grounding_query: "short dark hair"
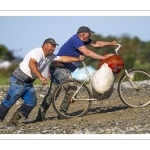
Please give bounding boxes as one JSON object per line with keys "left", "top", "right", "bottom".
{"left": 43, "top": 38, "right": 59, "bottom": 46}
{"left": 77, "top": 26, "right": 95, "bottom": 34}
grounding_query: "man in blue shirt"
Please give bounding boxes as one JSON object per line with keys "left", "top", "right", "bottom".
{"left": 36, "top": 26, "right": 118, "bottom": 121}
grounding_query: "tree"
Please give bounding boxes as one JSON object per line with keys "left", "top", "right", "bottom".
{"left": 0, "top": 45, "right": 15, "bottom": 61}
{"left": 79, "top": 34, "right": 150, "bottom": 71}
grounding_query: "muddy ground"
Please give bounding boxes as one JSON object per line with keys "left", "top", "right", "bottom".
{"left": 0, "top": 85, "right": 150, "bottom": 134}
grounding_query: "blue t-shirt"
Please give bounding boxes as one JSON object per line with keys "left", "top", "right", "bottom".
{"left": 57, "top": 34, "right": 92, "bottom": 72}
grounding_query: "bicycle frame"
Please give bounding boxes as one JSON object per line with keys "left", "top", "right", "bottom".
{"left": 71, "top": 44, "right": 139, "bottom": 102}
{"left": 71, "top": 60, "right": 97, "bottom": 101}
{"left": 115, "top": 44, "right": 140, "bottom": 91}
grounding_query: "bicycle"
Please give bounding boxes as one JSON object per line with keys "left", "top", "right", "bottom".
{"left": 52, "top": 44, "right": 150, "bottom": 119}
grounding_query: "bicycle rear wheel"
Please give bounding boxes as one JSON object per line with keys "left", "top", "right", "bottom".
{"left": 118, "top": 69, "right": 150, "bottom": 107}
{"left": 52, "top": 80, "right": 92, "bottom": 118}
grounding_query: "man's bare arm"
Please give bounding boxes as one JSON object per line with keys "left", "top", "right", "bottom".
{"left": 53, "top": 55, "right": 85, "bottom": 62}
{"left": 89, "top": 40, "right": 118, "bottom": 47}
{"left": 28, "top": 58, "right": 48, "bottom": 85}
{"left": 78, "top": 46, "right": 108, "bottom": 60}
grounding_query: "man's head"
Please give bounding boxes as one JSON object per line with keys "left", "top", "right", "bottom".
{"left": 42, "top": 38, "right": 59, "bottom": 56}
{"left": 77, "top": 26, "right": 95, "bottom": 42}
{"left": 43, "top": 38, "right": 59, "bottom": 46}
{"left": 77, "top": 26, "right": 95, "bottom": 34}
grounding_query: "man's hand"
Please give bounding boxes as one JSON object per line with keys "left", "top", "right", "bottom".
{"left": 110, "top": 41, "right": 118, "bottom": 45}
{"left": 39, "top": 76, "right": 48, "bottom": 85}
{"left": 103, "top": 54, "right": 115, "bottom": 59}
{"left": 78, "top": 55, "right": 85, "bottom": 61}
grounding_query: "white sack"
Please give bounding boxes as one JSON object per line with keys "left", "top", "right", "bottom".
{"left": 89, "top": 63, "right": 117, "bottom": 100}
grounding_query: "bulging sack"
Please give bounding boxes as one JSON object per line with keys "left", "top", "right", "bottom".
{"left": 98, "top": 54, "right": 124, "bottom": 74}
{"left": 89, "top": 63, "right": 118, "bottom": 100}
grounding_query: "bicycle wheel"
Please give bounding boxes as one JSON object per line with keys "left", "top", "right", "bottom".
{"left": 52, "top": 80, "right": 92, "bottom": 118}
{"left": 118, "top": 69, "right": 150, "bottom": 107}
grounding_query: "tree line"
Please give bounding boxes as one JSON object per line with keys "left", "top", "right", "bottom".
{"left": 82, "top": 34, "right": 150, "bottom": 71}
{"left": 0, "top": 34, "right": 150, "bottom": 72}
{"left": 0, "top": 45, "right": 15, "bottom": 61}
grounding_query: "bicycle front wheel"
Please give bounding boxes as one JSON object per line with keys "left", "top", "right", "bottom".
{"left": 118, "top": 69, "right": 150, "bottom": 107}
{"left": 52, "top": 80, "right": 92, "bottom": 118}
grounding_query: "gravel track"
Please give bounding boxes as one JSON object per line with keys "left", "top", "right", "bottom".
{"left": 0, "top": 85, "right": 150, "bottom": 134}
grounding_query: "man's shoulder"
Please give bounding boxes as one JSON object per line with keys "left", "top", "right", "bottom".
{"left": 66, "top": 34, "right": 82, "bottom": 46}
{"left": 25, "top": 48, "right": 43, "bottom": 59}
{"left": 71, "top": 34, "right": 79, "bottom": 40}
{"left": 47, "top": 53, "right": 56, "bottom": 60}
{"left": 67, "top": 34, "right": 79, "bottom": 41}
{"left": 30, "top": 47, "right": 42, "bottom": 52}
{"left": 28, "top": 47, "right": 42, "bottom": 55}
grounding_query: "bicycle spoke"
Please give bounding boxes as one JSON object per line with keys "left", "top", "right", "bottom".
{"left": 118, "top": 69, "right": 150, "bottom": 107}
{"left": 53, "top": 80, "right": 92, "bottom": 118}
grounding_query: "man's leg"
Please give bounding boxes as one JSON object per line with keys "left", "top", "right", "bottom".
{"left": 59, "top": 96, "right": 70, "bottom": 114}
{"left": 9, "top": 103, "right": 33, "bottom": 126}
{"left": 9, "top": 83, "right": 36, "bottom": 126}
{"left": 0, "top": 103, "right": 10, "bottom": 122}
{"left": 36, "top": 82, "right": 58, "bottom": 121}
{"left": 59, "top": 85, "right": 75, "bottom": 114}
{"left": 52, "top": 68, "right": 73, "bottom": 116}
{"left": 36, "top": 67, "right": 73, "bottom": 121}
{"left": 0, "top": 76, "right": 24, "bottom": 122}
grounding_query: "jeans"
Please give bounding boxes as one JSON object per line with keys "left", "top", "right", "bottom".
{"left": 3, "top": 76, "right": 37, "bottom": 108}
{"left": 36, "top": 67, "right": 73, "bottom": 120}
{"left": 51, "top": 67, "right": 73, "bottom": 84}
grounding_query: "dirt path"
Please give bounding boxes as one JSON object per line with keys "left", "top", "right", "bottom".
{"left": 0, "top": 85, "right": 150, "bottom": 134}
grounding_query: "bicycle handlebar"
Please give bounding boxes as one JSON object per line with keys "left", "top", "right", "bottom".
{"left": 82, "top": 43, "right": 122, "bottom": 78}
{"left": 114, "top": 43, "right": 122, "bottom": 55}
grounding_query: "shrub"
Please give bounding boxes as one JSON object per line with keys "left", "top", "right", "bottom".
{"left": 0, "top": 64, "right": 19, "bottom": 78}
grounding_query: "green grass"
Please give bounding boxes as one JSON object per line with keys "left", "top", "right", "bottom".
{"left": 0, "top": 77, "right": 10, "bottom": 85}
{"left": 33, "top": 79, "right": 51, "bottom": 85}
{"left": 0, "top": 77, "right": 50, "bottom": 85}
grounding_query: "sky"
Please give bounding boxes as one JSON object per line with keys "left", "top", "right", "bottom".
{"left": 1, "top": 16, "right": 150, "bottom": 58}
